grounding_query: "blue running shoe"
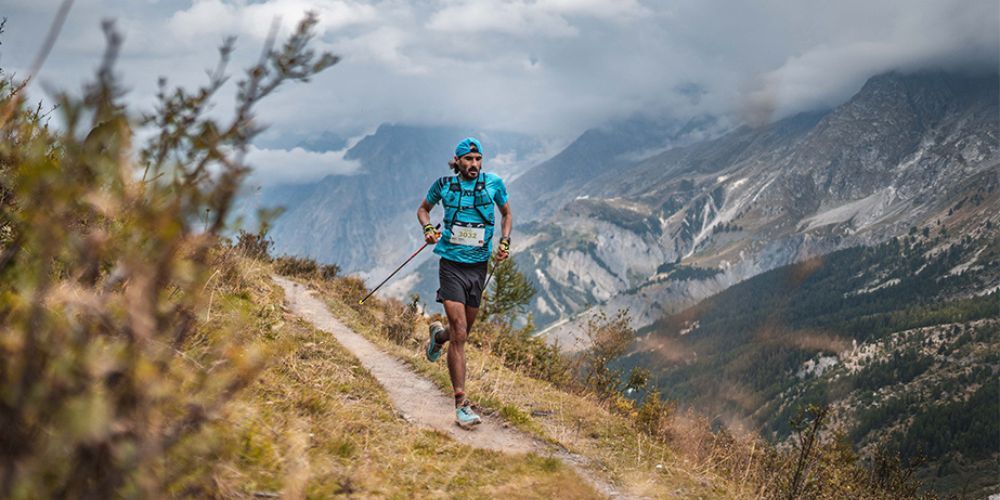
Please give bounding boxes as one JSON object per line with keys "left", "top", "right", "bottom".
{"left": 425, "top": 321, "right": 445, "bottom": 362}
{"left": 456, "top": 404, "right": 482, "bottom": 428}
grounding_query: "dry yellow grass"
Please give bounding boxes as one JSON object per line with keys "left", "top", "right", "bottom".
{"left": 174, "top": 259, "right": 601, "bottom": 498}
{"left": 309, "top": 276, "right": 736, "bottom": 499}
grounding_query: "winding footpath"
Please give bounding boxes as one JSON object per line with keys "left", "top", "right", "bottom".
{"left": 274, "top": 276, "right": 629, "bottom": 498}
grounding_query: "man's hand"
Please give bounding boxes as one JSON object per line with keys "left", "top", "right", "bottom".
{"left": 495, "top": 236, "right": 510, "bottom": 262}
{"left": 423, "top": 223, "right": 440, "bottom": 244}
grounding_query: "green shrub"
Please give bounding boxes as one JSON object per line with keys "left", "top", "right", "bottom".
{"left": 274, "top": 255, "right": 318, "bottom": 277}
{"left": 499, "top": 404, "right": 531, "bottom": 425}
{"left": 320, "top": 262, "right": 340, "bottom": 280}
{"left": 234, "top": 229, "right": 274, "bottom": 261}
{"left": 274, "top": 255, "right": 340, "bottom": 281}
{"left": 579, "top": 309, "right": 635, "bottom": 399}
{"left": 635, "top": 389, "right": 673, "bottom": 436}
{"left": 476, "top": 320, "right": 574, "bottom": 387}
{"left": 481, "top": 258, "right": 536, "bottom": 325}
{"left": 335, "top": 275, "right": 370, "bottom": 314}
{"left": 757, "top": 404, "right": 926, "bottom": 499}
{"left": 211, "top": 244, "right": 251, "bottom": 294}
{"left": 379, "top": 298, "right": 419, "bottom": 346}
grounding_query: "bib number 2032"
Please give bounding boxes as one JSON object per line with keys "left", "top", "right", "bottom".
{"left": 450, "top": 222, "right": 486, "bottom": 247}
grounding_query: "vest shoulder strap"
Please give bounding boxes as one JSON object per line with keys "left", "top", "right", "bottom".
{"left": 441, "top": 174, "right": 494, "bottom": 225}
{"left": 435, "top": 176, "right": 453, "bottom": 192}
{"left": 445, "top": 175, "right": 486, "bottom": 190}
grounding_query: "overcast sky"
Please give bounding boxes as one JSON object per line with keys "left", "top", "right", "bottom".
{"left": 2, "top": 0, "right": 997, "bottom": 183}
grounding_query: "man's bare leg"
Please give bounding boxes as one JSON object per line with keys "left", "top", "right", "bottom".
{"left": 432, "top": 304, "right": 479, "bottom": 343}
{"left": 465, "top": 305, "right": 479, "bottom": 340}
{"left": 442, "top": 300, "right": 479, "bottom": 407}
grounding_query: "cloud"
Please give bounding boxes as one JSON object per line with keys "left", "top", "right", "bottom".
{"left": 741, "top": 0, "right": 999, "bottom": 123}
{"left": 167, "top": 0, "right": 378, "bottom": 43}
{"left": 2, "top": 0, "right": 996, "bottom": 144}
{"left": 245, "top": 145, "right": 361, "bottom": 185}
{"left": 426, "top": 0, "right": 647, "bottom": 37}
{"left": 337, "top": 26, "right": 428, "bottom": 74}
{"left": 426, "top": 1, "right": 577, "bottom": 37}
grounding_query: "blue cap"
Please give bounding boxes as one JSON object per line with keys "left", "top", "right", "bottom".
{"left": 455, "top": 137, "right": 484, "bottom": 158}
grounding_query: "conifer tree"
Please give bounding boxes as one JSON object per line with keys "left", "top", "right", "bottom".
{"left": 482, "top": 258, "right": 536, "bottom": 325}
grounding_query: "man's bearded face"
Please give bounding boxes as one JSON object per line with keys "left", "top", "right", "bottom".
{"left": 457, "top": 153, "right": 482, "bottom": 179}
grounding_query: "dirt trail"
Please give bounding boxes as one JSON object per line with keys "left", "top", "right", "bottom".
{"left": 274, "top": 277, "right": 629, "bottom": 498}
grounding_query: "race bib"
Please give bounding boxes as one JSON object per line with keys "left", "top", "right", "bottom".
{"left": 449, "top": 221, "right": 486, "bottom": 247}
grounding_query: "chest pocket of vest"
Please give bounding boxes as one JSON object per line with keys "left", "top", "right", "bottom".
{"left": 442, "top": 177, "right": 495, "bottom": 230}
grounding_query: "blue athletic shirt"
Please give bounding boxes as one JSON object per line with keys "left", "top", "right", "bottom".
{"left": 425, "top": 172, "right": 508, "bottom": 264}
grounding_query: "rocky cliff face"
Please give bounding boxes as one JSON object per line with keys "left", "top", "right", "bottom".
{"left": 522, "top": 72, "right": 998, "bottom": 348}
{"left": 508, "top": 114, "right": 725, "bottom": 219}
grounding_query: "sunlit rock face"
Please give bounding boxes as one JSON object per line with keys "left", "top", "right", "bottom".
{"left": 519, "top": 72, "right": 998, "bottom": 346}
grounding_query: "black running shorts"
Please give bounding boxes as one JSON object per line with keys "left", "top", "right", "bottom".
{"left": 436, "top": 258, "right": 488, "bottom": 307}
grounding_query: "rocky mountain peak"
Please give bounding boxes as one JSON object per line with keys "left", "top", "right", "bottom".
{"left": 785, "top": 71, "right": 998, "bottom": 202}
{"left": 850, "top": 71, "right": 984, "bottom": 126}
{"left": 511, "top": 114, "right": 724, "bottom": 219}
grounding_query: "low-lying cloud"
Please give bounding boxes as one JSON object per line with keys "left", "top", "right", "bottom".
{"left": 425, "top": 0, "right": 646, "bottom": 37}
{"left": 245, "top": 145, "right": 361, "bottom": 185}
{"left": 741, "top": 1, "right": 999, "bottom": 124}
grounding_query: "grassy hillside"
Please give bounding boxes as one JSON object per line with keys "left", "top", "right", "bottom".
{"left": 173, "top": 258, "right": 603, "bottom": 498}
{"left": 260, "top": 258, "right": 935, "bottom": 498}
{"left": 285, "top": 270, "right": 725, "bottom": 498}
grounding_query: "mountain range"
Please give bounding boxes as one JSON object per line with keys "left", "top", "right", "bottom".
{"left": 247, "top": 72, "right": 997, "bottom": 342}
{"left": 513, "top": 71, "right": 999, "bottom": 346}
{"left": 243, "top": 69, "right": 999, "bottom": 495}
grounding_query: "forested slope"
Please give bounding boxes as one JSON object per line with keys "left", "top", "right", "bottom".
{"left": 624, "top": 226, "right": 999, "bottom": 496}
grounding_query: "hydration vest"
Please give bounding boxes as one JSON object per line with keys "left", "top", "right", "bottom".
{"left": 438, "top": 174, "right": 496, "bottom": 231}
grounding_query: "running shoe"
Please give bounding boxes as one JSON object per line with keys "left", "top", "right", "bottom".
{"left": 455, "top": 404, "right": 482, "bottom": 428}
{"left": 425, "top": 321, "right": 445, "bottom": 362}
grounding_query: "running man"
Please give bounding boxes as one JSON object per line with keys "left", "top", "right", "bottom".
{"left": 416, "top": 137, "right": 512, "bottom": 428}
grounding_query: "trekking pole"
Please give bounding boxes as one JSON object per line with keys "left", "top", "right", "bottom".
{"left": 358, "top": 223, "right": 440, "bottom": 305}
{"left": 483, "top": 238, "right": 510, "bottom": 295}
{"left": 483, "top": 257, "right": 496, "bottom": 295}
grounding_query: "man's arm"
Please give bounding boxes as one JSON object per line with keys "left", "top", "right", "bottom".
{"left": 495, "top": 202, "right": 512, "bottom": 262}
{"left": 417, "top": 200, "right": 439, "bottom": 244}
